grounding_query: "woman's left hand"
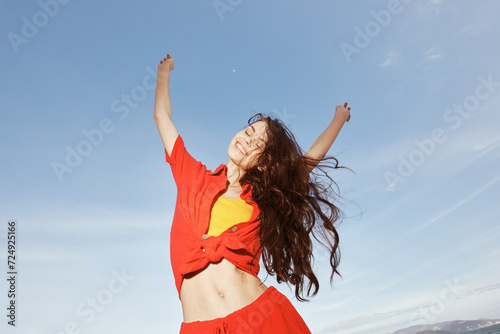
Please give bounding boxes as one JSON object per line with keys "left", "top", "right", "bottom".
{"left": 335, "top": 102, "right": 351, "bottom": 123}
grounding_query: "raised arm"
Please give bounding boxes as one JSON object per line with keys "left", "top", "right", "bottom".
{"left": 303, "top": 102, "right": 351, "bottom": 173}
{"left": 154, "top": 54, "right": 179, "bottom": 156}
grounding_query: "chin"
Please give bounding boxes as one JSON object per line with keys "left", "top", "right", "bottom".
{"left": 228, "top": 155, "right": 252, "bottom": 172}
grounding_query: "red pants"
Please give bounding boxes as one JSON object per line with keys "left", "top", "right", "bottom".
{"left": 179, "top": 286, "right": 311, "bottom": 333}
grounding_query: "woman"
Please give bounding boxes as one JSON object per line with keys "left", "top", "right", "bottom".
{"left": 154, "top": 54, "right": 351, "bottom": 333}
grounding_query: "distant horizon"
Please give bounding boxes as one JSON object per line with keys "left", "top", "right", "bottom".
{"left": 389, "top": 317, "right": 500, "bottom": 334}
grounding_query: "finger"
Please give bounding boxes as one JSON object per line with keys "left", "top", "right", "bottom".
{"left": 344, "top": 102, "right": 348, "bottom": 108}
{"left": 348, "top": 107, "right": 351, "bottom": 111}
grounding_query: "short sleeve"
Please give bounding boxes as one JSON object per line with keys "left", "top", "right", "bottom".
{"left": 164, "top": 135, "right": 181, "bottom": 165}
{"left": 164, "top": 135, "right": 202, "bottom": 186}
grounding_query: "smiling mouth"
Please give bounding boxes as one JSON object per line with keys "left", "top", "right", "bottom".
{"left": 236, "top": 142, "right": 247, "bottom": 155}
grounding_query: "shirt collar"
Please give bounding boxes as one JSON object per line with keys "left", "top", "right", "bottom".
{"left": 241, "top": 183, "right": 253, "bottom": 200}
{"left": 209, "top": 164, "right": 254, "bottom": 201}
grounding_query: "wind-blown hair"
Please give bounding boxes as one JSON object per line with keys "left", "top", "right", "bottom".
{"left": 241, "top": 113, "right": 352, "bottom": 302}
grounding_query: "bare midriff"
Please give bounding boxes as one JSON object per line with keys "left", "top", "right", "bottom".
{"left": 180, "top": 256, "right": 268, "bottom": 323}
{"left": 180, "top": 187, "right": 268, "bottom": 323}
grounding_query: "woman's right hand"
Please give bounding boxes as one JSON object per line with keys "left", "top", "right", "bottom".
{"left": 157, "top": 54, "right": 175, "bottom": 80}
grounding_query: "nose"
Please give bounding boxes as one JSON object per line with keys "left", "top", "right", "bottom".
{"left": 244, "top": 135, "right": 252, "bottom": 147}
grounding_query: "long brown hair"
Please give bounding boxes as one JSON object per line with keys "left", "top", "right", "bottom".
{"left": 241, "top": 113, "right": 353, "bottom": 302}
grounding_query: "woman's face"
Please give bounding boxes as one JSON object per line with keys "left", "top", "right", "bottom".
{"left": 228, "top": 120, "right": 268, "bottom": 171}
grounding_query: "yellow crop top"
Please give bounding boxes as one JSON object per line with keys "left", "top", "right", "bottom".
{"left": 207, "top": 195, "right": 254, "bottom": 236}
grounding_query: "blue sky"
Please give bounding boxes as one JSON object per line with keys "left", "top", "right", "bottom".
{"left": 1, "top": 0, "right": 499, "bottom": 333}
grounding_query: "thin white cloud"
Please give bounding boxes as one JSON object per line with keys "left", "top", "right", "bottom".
{"left": 417, "top": 53, "right": 442, "bottom": 66}
{"left": 16, "top": 198, "right": 173, "bottom": 234}
{"left": 417, "top": 0, "right": 444, "bottom": 19}
{"left": 410, "top": 175, "right": 500, "bottom": 234}
{"left": 415, "top": 46, "right": 442, "bottom": 67}
{"left": 457, "top": 23, "right": 486, "bottom": 37}
{"left": 380, "top": 58, "right": 393, "bottom": 67}
{"left": 424, "top": 47, "right": 436, "bottom": 55}
{"left": 21, "top": 249, "right": 90, "bottom": 261}
{"left": 393, "top": 224, "right": 500, "bottom": 285}
{"left": 380, "top": 50, "right": 400, "bottom": 67}
{"left": 382, "top": 93, "right": 500, "bottom": 192}
{"left": 415, "top": 94, "right": 500, "bottom": 181}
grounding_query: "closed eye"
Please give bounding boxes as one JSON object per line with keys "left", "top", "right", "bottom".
{"left": 246, "top": 127, "right": 265, "bottom": 149}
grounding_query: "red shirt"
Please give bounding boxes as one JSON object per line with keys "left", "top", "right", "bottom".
{"left": 165, "top": 135, "right": 262, "bottom": 300}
